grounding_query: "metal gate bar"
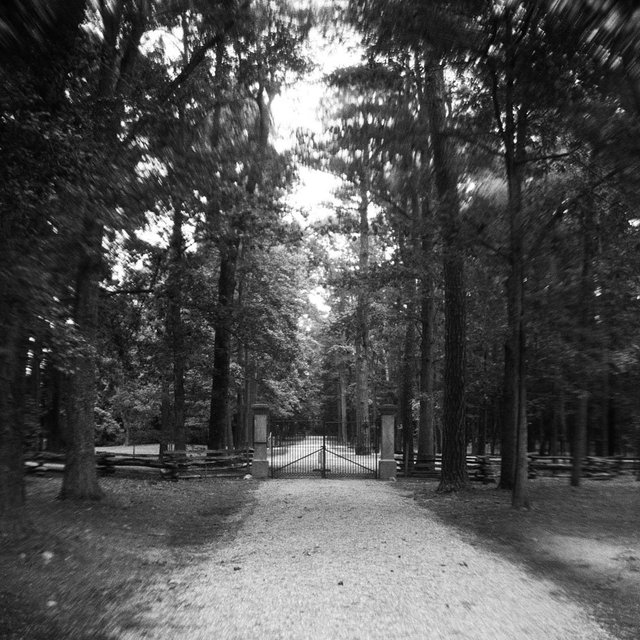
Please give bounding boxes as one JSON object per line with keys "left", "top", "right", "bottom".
{"left": 269, "top": 422, "right": 378, "bottom": 478}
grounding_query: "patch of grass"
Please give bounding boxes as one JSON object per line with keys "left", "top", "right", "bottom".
{"left": 0, "top": 475, "right": 256, "bottom": 640}
{"left": 411, "top": 477, "right": 640, "bottom": 640}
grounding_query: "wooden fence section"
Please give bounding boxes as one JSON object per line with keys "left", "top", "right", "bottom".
{"left": 396, "top": 453, "right": 640, "bottom": 481}
{"left": 395, "top": 454, "right": 498, "bottom": 483}
{"left": 24, "top": 449, "right": 254, "bottom": 480}
{"left": 159, "top": 449, "right": 253, "bottom": 480}
{"left": 527, "top": 455, "right": 640, "bottom": 479}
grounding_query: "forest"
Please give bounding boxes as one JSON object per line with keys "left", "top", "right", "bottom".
{"left": 2, "top": 0, "right": 640, "bottom": 533}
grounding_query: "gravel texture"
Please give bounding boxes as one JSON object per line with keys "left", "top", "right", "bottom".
{"left": 114, "top": 479, "right": 614, "bottom": 640}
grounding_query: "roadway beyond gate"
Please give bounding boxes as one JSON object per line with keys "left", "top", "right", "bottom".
{"left": 269, "top": 420, "right": 379, "bottom": 478}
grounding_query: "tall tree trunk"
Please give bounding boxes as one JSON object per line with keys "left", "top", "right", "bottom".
{"left": 499, "top": 127, "right": 527, "bottom": 495}
{"left": 208, "top": 78, "right": 270, "bottom": 450}
{"left": 60, "top": 1, "right": 147, "bottom": 499}
{"left": 504, "top": 181, "right": 528, "bottom": 505}
{"left": 399, "top": 303, "right": 416, "bottom": 474}
{"left": 508, "top": 208, "right": 529, "bottom": 506}
{"left": 44, "top": 363, "right": 66, "bottom": 452}
{"left": 512, "top": 313, "right": 529, "bottom": 507}
{"left": 417, "top": 284, "right": 435, "bottom": 467}
{"left": 159, "top": 373, "right": 173, "bottom": 456}
{"left": 572, "top": 390, "right": 589, "bottom": 486}
{"left": 0, "top": 307, "right": 28, "bottom": 536}
{"left": 500, "top": 331, "right": 517, "bottom": 489}
{"left": 61, "top": 218, "right": 103, "bottom": 500}
{"left": 338, "top": 362, "right": 348, "bottom": 444}
{"left": 243, "top": 350, "right": 257, "bottom": 447}
{"left": 572, "top": 195, "right": 596, "bottom": 486}
{"left": 208, "top": 241, "right": 239, "bottom": 450}
{"left": 486, "top": 7, "right": 532, "bottom": 508}
{"left": 354, "top": 178, "right": 371, "bottom": 455}
{"left": 549, "top": 249, "right": 562, "bottom": 458}
{"left": 167, "top": 205, "right": 186, "bottom": 451}
{"left": 414, "top": 52, "right": 435, "bottom": 473}
{"left": 423, "top": 56, "right": 468, "bottom": 492}
{"left": 600, "top": 348, "right": 610, "bottom": 457}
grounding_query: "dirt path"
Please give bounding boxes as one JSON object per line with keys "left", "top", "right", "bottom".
{"left": 112, "top": 480, "right": 614, "bottom": 640}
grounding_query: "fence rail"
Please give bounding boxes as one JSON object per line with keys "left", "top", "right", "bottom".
{"left": 24, "top": 448, "right": 253, "bottom": 480}
{"left": 396, "top": 453, "right": 640, "bottom": 481}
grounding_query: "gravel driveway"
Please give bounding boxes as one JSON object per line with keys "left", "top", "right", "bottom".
{"left": 116, "top": 479, "right": 613, "bottom": 640}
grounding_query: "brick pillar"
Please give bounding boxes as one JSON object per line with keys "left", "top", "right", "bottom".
{"left": 379, "top": 404, "right": 397, "bottom": 480}
{"left": 251, "top": 403, "right": 269, "bottom": 479}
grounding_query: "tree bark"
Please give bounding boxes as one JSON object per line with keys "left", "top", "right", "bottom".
{"left": 492, "top": 7, "right": 530, "bottom": 506}
{"left": 167, "top": 204, "right": 186, "bottom": 451}
{"left": 572, "top": 390, "right": 589, "bottom": 486}
{"left": 399, "top": 303, "right": 416, "bottom": 474}
{"left": 43, "top": 363, "right": 66, "bottom": 452}
{"left": 61, "top": 1, "right": 148, "bottom": 500}
{"left": 61, "top": 218, "right": 103, "bottom": 500}
{"left": 600, "top": 348, "right": 610, "bottom": 457}
{"left": 417, "top": 283, "right": 435, "bottom": 467}
{"left": 0, "top": 307, "right": 28, "bottom": 536}
{"left": 208, "top": 242, "right": 239, "bottom": 450}
{"left": 208, "top": 76, "right": 271, "bottom": 450}
{"left": 159, "top": 373, "right": 173, "bottom": 456}
{"left": 572, "top": 192, "right": 596, "bottom": 486}
{"left": 354, "top": 178, "right": 371, "bottom": 454}
{"left": 414, "top": 50, "right": 435, "bottom": 472}
{"left": 512, "top": 319, "right": 529, "bottom": 507}
{"left": 423, "top": 56, "right": 468, "bottom": 492}
{"left": 338, "top": 363, "right": 348, "bottom": 444}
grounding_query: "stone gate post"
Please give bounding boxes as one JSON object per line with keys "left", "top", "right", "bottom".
{"left": 378, "top": 404, "right": 397, "bottom": 480}
{"left": 251, "top": 403, "right": 269, "bottom": 479}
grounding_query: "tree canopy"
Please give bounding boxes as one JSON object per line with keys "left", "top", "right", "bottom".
{"left": 2, "top": 0, "right": 640, "bottom": 532}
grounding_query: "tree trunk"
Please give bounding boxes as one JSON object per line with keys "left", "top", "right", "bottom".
{"left": 417, "top": 285, "right": 435, "bottom": 468}
{"left": 354, "top": 178, "right": 371, "bottom": 454}
{"left": 485, "top": 7, "right": 531, "bottom": 506}
{"left": 399, "top": 304, "right": 416, "bottom": 474}
{"left": 43, "top": 363, "right": 66, "bottom": 452}
{"left": 512, "top": 327, "right": 530, "bottom": 508}
{"left": 600, "top": 350, "right": 610, "bottom": 457}
{"left": 245, "top": 353, "right": 257, "bottom": 447}
{"left": 415, "top": 144, "right": 435, "bottom": 471}
{"left": 60, "top": 218, "right": 102, "bottom": 500}
{"left": 500, "top": 333, "right": 517, "bottom": 489}
{"left": 499, "top": 147, "right": 527, "bottom": 496}
{"left": 167, "top": 205, "right": 186, "bottom": 451}
{"left": 572, "top": 194, "right": 596, "bottom": 485}
{"left": 0, "top": 308, "right": 28, "bottom": 536}
{"left": 60, "top": 1, "right": 147, "bottom": 499}
{"left": 159, "top": 374, "right": 173, "bottom": 456}
{"left": 423, "top": 55, "right": 468, "bottom": 492}
{"left": 338, "top": 363, "right": 348, "bottom": 444}
{"left": 238, "top": 345, "right": 255, "bottom": 449}
{"left": 208, "top": 76, "right": 271, "bottom": 450}
{"left": 208, "top": 242, "right": 239, "bottom": 450}
{"left": 479, "top": 403, "right": 488, "bottom": 455}
{"left": 572, "top": 390, "right": 589, "bottom": 486}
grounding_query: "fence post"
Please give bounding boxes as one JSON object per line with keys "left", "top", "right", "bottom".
{"left": 251, "top": 403, "right": 269, "bottom": 479}
{"left": 379, "top": 404, "right": 397, "bottom": 480}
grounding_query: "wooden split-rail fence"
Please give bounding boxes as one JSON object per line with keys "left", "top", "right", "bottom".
{"left": 24, "top": 448, "right": 254, "bottom": 480}
{"left": 395, "top": 453, "right": 640, "bottom": 482}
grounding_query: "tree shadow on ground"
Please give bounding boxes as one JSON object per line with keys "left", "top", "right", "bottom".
{"left": 0, "top": 475, "right": 256, "bottom": 639}
{"left": 410, "top": 477, "right": 640, "bottom": 640}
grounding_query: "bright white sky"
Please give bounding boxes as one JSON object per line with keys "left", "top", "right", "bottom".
{"left": 272, "top": 22, "right": 361, "bottom": 223}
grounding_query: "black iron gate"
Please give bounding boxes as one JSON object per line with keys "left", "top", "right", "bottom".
{"left": 269, "top": 420, "right": 378, "bottom": 478}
